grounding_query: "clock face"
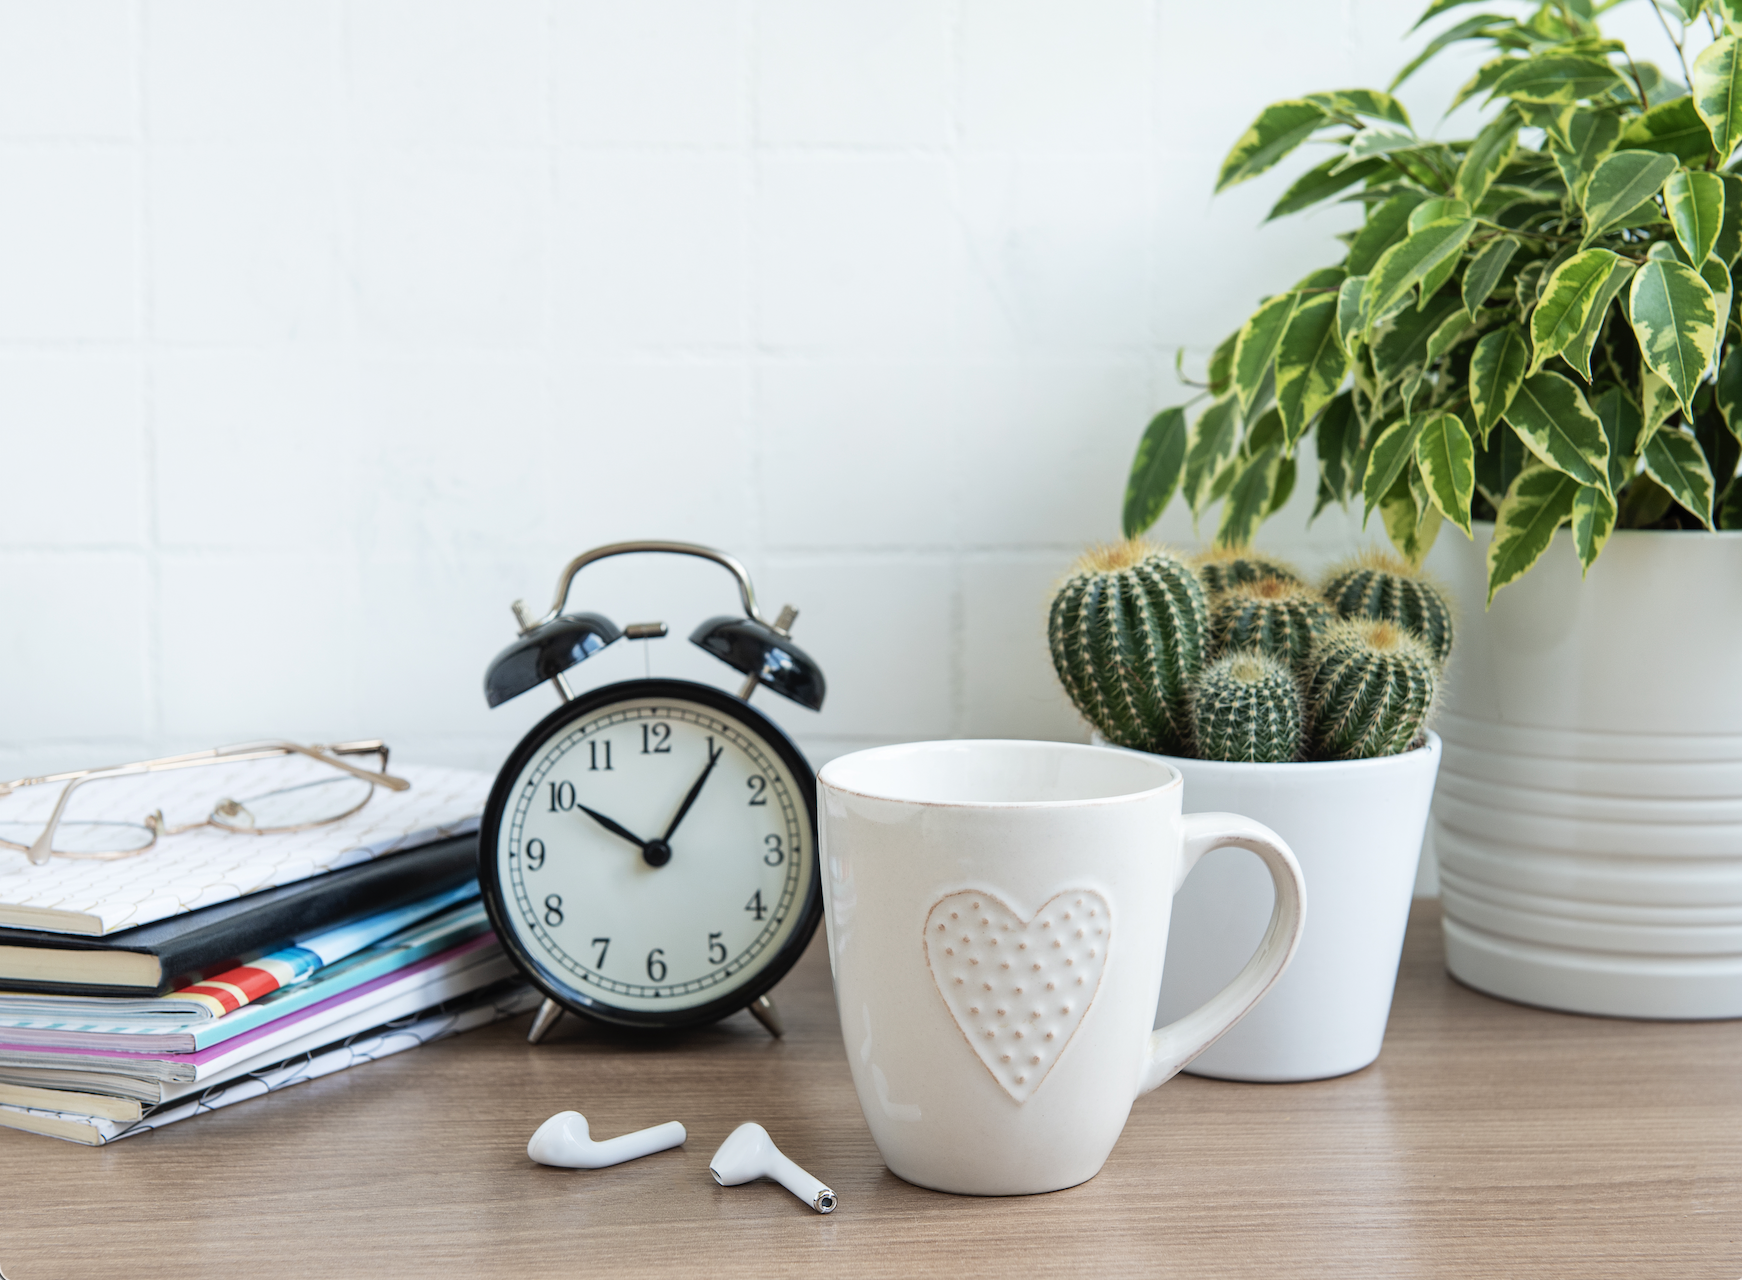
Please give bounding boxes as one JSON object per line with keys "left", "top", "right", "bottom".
{"left": 479, "top": 679, "right": 821, "bottom": 1027}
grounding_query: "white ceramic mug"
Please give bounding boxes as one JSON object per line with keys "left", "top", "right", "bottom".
{"left": 818, "top": 739, "right": 1306, "bottom": 1196}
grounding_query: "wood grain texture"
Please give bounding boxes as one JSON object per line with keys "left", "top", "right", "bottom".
{"left": 3, "top": 901, "right": 1741, "bottom": 1280}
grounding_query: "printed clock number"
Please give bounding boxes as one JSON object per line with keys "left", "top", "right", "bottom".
{"left": 646, "top": 949, "right": 667, "bottom": 982}
{"left": 589, "top": 740, "right": 613, "bottom": 771}
{"left": 544, "top": 895, "right": 564, "bottom": 926}
{"left": 745, "top": 890, "right": 767, "bottom": 921}
{"left": 548, "top": 782, "right": 575, "bottom": 813}
{"left": 640, "top": 723, "right": 672, "bottom": 754}
{"left": 525, "top": 837, "right": 546, "bottom": 870}
{"left": 592, "top": 937, "right": 610, "bottom": 967}
{"left": 708, "top": 931, "right": 727, "bottom": 964}
{"left": 746, "top": 775, "right": 768, "bottom": 806}
{"left": 764, "top": 834, "right": 783, "bottom": 866}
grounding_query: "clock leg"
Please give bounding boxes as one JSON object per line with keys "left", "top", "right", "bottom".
{"left": 527, "top": 997, "right": 565, "bottom": 1045}
{"left": 747, "top": 994, "right": 784, "bottom": 1039}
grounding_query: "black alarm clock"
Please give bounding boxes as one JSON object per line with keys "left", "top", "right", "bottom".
{"left": 477, "top": 541, "right": 827, "bottom": 1043}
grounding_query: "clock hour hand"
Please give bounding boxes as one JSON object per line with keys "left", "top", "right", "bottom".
{"left": 662, "top": 743, "right": 725, "bottom": 844}
{"left": 575, "top": 803, "right": 652, "bottom": 855}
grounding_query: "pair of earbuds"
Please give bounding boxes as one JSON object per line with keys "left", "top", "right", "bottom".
{"left": 527, "top": 1112, "right": 837, "bottom": 1215}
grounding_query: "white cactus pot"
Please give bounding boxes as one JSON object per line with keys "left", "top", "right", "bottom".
{"left": 1149, "top": 738, "right": 1442, "bottom": 1082}
{"left": 1429, "top": 525, "right": 1742, "bottom": 1019}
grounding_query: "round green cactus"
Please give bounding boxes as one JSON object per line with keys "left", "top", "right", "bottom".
{"left": 1049, "top": 541, "right": 1208, "bottom": 754}
{"left": 1190, "top": 650, "right": 1303, "bottom": 763}
{"left": 1307, "top": 619, "right": 1438, "bottom": 760}
{"left": 1321, "top": 553, "right": 1454, "bottom": 667}
{"left": 1210, "top": 578, "right": 1334, "bottom": 672}
{"left": 1192, "top": 547, "right": 1305, "bottom": 597}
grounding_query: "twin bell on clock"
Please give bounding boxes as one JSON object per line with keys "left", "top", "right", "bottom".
{"left": 476, "top": 541, "right": 827, "bottom": 1046}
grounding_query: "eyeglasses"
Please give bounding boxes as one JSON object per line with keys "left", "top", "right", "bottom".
{"left": 0, "top": 740, "right": 410, "bottom": 866}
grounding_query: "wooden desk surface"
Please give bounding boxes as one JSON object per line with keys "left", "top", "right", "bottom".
{"left": 2, "top": 900, "right": 1739, "bottom": 1280}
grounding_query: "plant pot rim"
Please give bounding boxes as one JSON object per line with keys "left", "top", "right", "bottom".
{"left": 1094, "top": 732, "right": 1441, "bottom": 777}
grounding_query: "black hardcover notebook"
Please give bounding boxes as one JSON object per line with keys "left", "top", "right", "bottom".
{"left": 0, "top": 835, "right": 478, "bottom": 997}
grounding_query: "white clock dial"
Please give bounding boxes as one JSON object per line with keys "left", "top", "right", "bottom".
{"left": 493, "top": 693, "right": 814, "bottom": 1014}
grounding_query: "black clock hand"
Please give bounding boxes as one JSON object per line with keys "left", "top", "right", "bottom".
{"left": 663, "top": 743, "right": 725, "bottom": 843}
{"left": 575, "top": 803, "right": 652, "bottom": 855}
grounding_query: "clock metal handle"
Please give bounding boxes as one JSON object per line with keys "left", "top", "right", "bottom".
{"left": 531, "top": 541, "right": 774, "bottom": 634}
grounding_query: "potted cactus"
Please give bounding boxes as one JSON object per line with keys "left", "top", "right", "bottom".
{"left": 1048, "top": 543, "right": 1445, "bottom": 1081}
{"left": 1117, "top": 0, "right": 1742, "bottom": 1019}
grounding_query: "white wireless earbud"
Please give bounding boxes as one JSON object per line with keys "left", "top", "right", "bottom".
{"left": 526, "top": 1111, "right": 687, "bottom": 1170}
{"left": 708, "top": 1122, "right": 837, "bottom": 1214}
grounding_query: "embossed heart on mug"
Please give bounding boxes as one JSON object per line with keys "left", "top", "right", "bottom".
{"left": 924, "top": 890, "right": 1111, "bottom": 1104}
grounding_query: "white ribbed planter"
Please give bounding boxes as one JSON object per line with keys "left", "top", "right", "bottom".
{"left": 1430, "top": 525, "right": 1742, "bottom": 1019}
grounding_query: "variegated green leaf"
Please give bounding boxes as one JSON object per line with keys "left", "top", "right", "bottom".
{"left": 1453, "top": 56, "right": 1519, "bottom": 112}
{"left": 1408, "top": 199, "right": 1472, "bottom": 232}
{"left": 1457, "top": 107, "right": 1520, "bottom": 206}
{"left": 1275, "top": 294, "right": 1348, "bottom": 446}
{"left": 1515, "top": 101, "right": 1576, "bottom": 152}
{"left": 1579, "top": 150, "right": 1679, "bottom": 245}
{"left": 1462, "top": 236, "right": 1518, "bottom": 314}
{"left": 1503, "top": 370, "right": 1612, "bottom": 494}
{"left": 1617, "top": 94, "right": 1716, "bottom": 164}
{"left": 1641, "top": 367, "right": 1679, "bottom": 448}
{"left": 1629, "top": 258, "right": 1719, "bottom": 415}
{"left": 1529, "top": 249, "right": 1625, "bottom": 374}
{"left": 1334, "top": 128, "right": 1433, "bottom": 173}
{"left": 1336, "top": 275, "right": 1368, "bottom": 352}
{"left": 1570, "top": 484, "right": 1616, "bottom": 575}
{"left": 1215, "top": 446, "right": 1284, "bottom": 548}
{"left": 1371, "top": 291, "right": 1465, "bottom": 389}
{"left": 1549, "top": 108, "right": 1622, "bottom": 205}
{"left": 1216, "top": 100, "right": 1328, "bottom": 193}
{"left": 1414, "top": 411, "right": 1476, "bottom": 537}
{"left": 1346, "top": 192, "right": 1430, "bottom": 277}
{"left": 1490, "top": 54, "right": 1626, "bottom": 104}
{"left": 1362, "top": 417, "right": 1425, "bottom": 523}
{"left": 1122, "top": 407, "right": 1189, "bottom": 538}
{"left": 1206, "top": 330, "right": 1239, "bottom": 395}
{"left": 1183, "top": 396, "right": 1241, "bottom": 516}
{"left": 1425, "top": 306, "right": 1479, "bottom": 365}
{"left": 1716, "top": 175, "right": 1742, "bottom": 265}
{"left": 1592, "top": 385, "right": 1644, "bottom": 492}
{"left": 1718, "top": 345, "right": 1742, "bottom": 441}
{"left": 1702, "top": 255, "right": 1732, "bottom": 331}
{"left": 1267, "top": 156, "right": 1388, "bottom": 222}
{"left": 1268, "top": 455, "right": 1297, "bottom": 517}
{"left": 1362, "top": 218, "right": 1478, "bottom": 329}
{"left": 1232, "top": 292, "right": 1301, "bottom": 412}
{"left": 1666, "top": 170, "right": 1727, "bottom": 266}
{"left": 1487, "top": 464, "right": 1580, "bottom": 604}
{"left": 1395, "top": 12, "right": 1513, "bottom": 90}
{"left": 1410, "top": 0, "right": 1494, "bottom": 30}
{"left": 1715, "top": 0, "right": 1742, "bottom": 29}
{"left": 1380, "top": 471, "right": 1442, "bottom": 567}
{"left": 1642, "top": 428, "right": 1718, "bottom": 527}
{"left": 1474, "top": 420, "right": 1528, "bottom": 504}
{"left": 1305, "top": 89, "right": 1411, "bottom": 128}
{"left": 1315, "top": 391, "right": 1358, "bottom": 503}
{"left": 1562, "top": 256, "right": 1636, "bottom": 381}
{"left": 1692, "top": 35, "right": 1742, "bottom": 161}
{"left": 1469, "top": 323, "right": 1530, "bottom": 441}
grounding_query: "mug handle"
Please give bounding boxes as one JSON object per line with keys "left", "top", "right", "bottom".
{"left": 1137, "top": 811, "right": 1307, "bottom": 1096}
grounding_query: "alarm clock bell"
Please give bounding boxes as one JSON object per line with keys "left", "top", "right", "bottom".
{"left": 480, "top": 540, "right": 827, "bottom": 1047}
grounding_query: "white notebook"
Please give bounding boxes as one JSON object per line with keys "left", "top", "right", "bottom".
{"left": 0, "top": 762, "right": 490, "bottom": 935}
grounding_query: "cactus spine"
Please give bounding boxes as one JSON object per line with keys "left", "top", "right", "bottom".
{"left": 1049, "top": 542, "right": 1208, "bottom": 754}
{"left": 1193, "top": 548, "right": 1305, "bottom": 597}
{"left": 1190, "top": 651, "right": 1303, "bottom": 763}
{"left": 1307, "top": 619, "right": 1437, "bottom": 760}
{"left": 1321, "top": 553, "right": 1455, "bottom": 667}
{"left": 1210, "top": 579, "right": 1334, "bottom": 672}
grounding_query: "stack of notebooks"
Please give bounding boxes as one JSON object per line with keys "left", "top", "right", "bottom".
{"left": 0, "top": 763, "right": 537, "bottom": 1145}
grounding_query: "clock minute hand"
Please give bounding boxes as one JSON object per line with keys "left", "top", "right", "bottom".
{"left": 663, "top": 743, "right": 724, "bottom": 843}
{"left": 575, "top": 803, "right": 652, "bottom": 855}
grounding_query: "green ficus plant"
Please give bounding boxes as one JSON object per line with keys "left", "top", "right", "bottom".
{"left": 1121, "top": 0, "right": 1742, "bottom": 603}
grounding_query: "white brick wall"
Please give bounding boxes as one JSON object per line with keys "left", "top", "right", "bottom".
{"left": 0, "top": 2, "right": 1691, "bottom": 896}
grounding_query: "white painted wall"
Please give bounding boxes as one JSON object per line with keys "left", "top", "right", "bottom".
{"left": 0, "top": 1, "right": 1695, "bottom": 890}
